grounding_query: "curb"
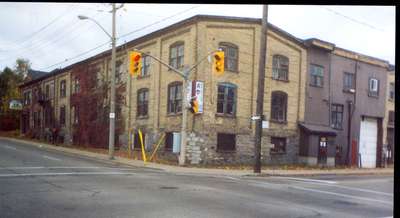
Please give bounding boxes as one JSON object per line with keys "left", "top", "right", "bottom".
{"left": 0, "top": 136, "right": 394, "bottom": 177}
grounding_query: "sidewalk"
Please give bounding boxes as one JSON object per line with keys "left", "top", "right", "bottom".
{"left": 1, "top": 136, "right": 394, "bottom": 177}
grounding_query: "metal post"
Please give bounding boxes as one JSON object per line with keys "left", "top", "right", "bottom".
{"left": 179, "top": 71, "right": 189, "bottom": 166}
{"left": 108, "top": 3, "right": 116, "bottom": 159}
{"left": 254, "top": 5, "right": 268, "bottom": 173}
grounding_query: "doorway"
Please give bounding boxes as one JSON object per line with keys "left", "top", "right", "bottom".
{"left": 318, "top": 136, "right": 328, "bottom": 165}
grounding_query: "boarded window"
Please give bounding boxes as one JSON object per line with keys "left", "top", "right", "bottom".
{"left": 169, "top": 42, "right": 184, "bottom": 69}
{"left": 270, "top": 137, "right": 286, "bottom": 154}
{"left": 272, "top": 55, "right": 289, "bottom": 81}
{"left": 368, "top": 78, "right": 379, "bottom": 97}
{"left": 331, "top": 104, "right": 343, "bottom": 129}
{"left": 271, "top": 91, "right": 287, "bottom": 122}
{"left": 217, "top": 83, "right": 236, "bottom": 115}
{"left": 219, "top": 42, "right": 238, "bottom": 72}
{"left": 137, "top": 88, "right": 149, "bottom": 117}
{"left": 60, "top": 106, "right": 66, "bottom": 126}
{"left": 310, "top": 64, "right": 324, "bottom": 87}
{"left": 167, "top": 82, "right": 182, "bottom": 114}
{"left": 217, "top": 133, "right": 236, "bottom": 152}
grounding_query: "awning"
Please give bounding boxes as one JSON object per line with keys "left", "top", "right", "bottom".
{"left": 299, "top": 123, "right": 337, "bottom": 136}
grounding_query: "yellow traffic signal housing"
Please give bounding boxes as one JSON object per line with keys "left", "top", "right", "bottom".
{"left": 213, "top": 51, "right": 224, "bottom": 75}
{"left": 189, "top": 98, "right": 199, "bottom": 114}
{"left": 129, "top": 51, "right": 142, "bottom": 77}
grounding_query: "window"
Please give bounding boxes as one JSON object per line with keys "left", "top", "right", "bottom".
{"left": 389, "top": 82, "right": 394, "bottom": 101}
{"left": 310, "top": 64, "right": 324, "bottom": 87}
{"left": 115, "top": 60, "right": 123, "bottom": 83}
{"left": 167, "top": 82, "right": 182, "bottom": 114}
{"left": 219, "top": 42, "right": 238, "bottom": 72}
{"left": 60, "top": 80, "right": 66, "bottom": 98}
{"left": 165, "top": 132, "right": 173, "bottom": 151}
{"left": 133, "top": 132, "right": 145, "bottom": 150}
{"left": 217, "top": 83, "right": 237, "bottom": 115}
{"left": 72, "top": 105, "right": 79, "bottom": 124}
{"left": 270, "top": 137, "right": 286, "bottom": 154}
{"left": 271, "top": 91, "right": 287, "bottom": 122}
{"left": 24, "top": 91, "right": 31, "bottom": 105}
{"left": 141, "top": 55, "right": 151, "bottom": 77}
{"left": 331, "top": 104, "right": 343, "bottom": 129}
{"left": 44, "top": 107, "right": 52, "bottom": 126}
{"left": 169, "top": 42, "right": 184, "bottom": 69}
{"left": 368, "top": 78, "right": 379, "bottom": 97}
{"left": 60, "top": 106, "right": 66, "bottom": 126}
{"left": 217, "top": 133, "right": 236, "bottom": 152}
{"left": 343, "top": 72, "right": 354, "bottom": 91}
{"left": 388, "top": 110, "right": 394, "bottom": 126}
{"left": 45, "top": 84, "right": 50, "bottom": 100}
{"left": 137, "top": 88, "right": 149, "bottom": 117}
{"left": 73, "top": 77, "right": 80, "bottom": 94}
{"left": 272, "top": 55, "right": 289, "bottom": 81}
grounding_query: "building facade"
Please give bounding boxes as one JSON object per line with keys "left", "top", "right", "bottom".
{"left": 383, "top": 65, "right": 395, "bottom": 164}
{"left": 300, "top": 38, "right": 391, "bottom": 168}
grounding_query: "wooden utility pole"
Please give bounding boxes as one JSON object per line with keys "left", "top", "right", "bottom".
{"left": 254, "top": 5, "right": 269, "bottom": 173}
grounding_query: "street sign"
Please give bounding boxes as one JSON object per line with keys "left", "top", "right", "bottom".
{"left": 186, "top": 80, "right": 204, "bottom": 113}
{"left": 251, "top": 116, "right": 261, "bottom": 120}
{"left": 262, "top": 120, "right": 269, "bottom": 129}
{"left": 109, "top": 113, "right": 115, "bottom": 118}
{"left": 9, "top": 100, "right": 22, "bottom": 110}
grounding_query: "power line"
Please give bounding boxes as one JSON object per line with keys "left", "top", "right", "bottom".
{"left": 320, "top": 6, "right": 386, "bottom": 32}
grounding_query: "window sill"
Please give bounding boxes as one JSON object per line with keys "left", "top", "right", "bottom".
{"left": 215, "top": 113, "right": 236, "bottom": 119}
{"left": 272, "top": 78, "right": 289, "bottom": 83}
{"left": 270, "top": 119, "right": 287, "bottom": 125}
{"left": 216, "top": 149, "right": 236, "bottom": 153}
{"left": 136, "top": 115, "right": 149, "bottom": 120}
{"left": 342, "top": 89, "right": 355, "bottom": 94}
{"left": 368, "top": 93, "right": 379, "bottom": 98}
{"left": 309, "top": 84, "right": 324, "bottom": 88}
{"left": 137, "top": 74, "right": 150, "bottom": 79}
{"left": 167, "top": 112, "right": 182, "bottom": 117}
{"left": 270, "top": 151, "right": 286, "bottom": 155}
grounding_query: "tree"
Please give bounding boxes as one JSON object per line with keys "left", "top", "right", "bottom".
{"left": 14, "top": 58, "right": 31, "bottom": 77}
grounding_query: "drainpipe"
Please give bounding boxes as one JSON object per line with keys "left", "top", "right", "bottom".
{"left": 346, "top": 59, "right": 357, "bottom": 166}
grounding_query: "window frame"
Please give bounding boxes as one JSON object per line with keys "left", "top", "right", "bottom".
{"left": 368, "top": 77, "right": 379, "bottom": 97}
{"left": 309, "top": 64, "right": 324, "bottom": 87}
{"left": 60, "top": 80, "right": 66, "bottom": 98}
{"left": 270, "top": 91, "right": 288, "bottom": 123}
{"left": 343, "top": 72, "right": 355, "bottom": 91}
{"left": 331, "top": 103, "right": 344, "bottom": 130}
{"left": 167, "top": 81, "right": 183, "bottom": 115}
{"left": 140, "top": 55, "right": 151, "bottom": 78}
{"left": 389, "top": 82, "right": 395, "bottom": 101}
{"left": 73, "top": 77, "right": 80, "bottom": 94}
{"left": 272, "top": 54, "right": 289, "bottom": 81}
{"left": 216, "top": 133, "right": 236, "bottom": 152}
{"left": 216, "top": 82, "right": 237, "bottom": 116}
{"left": 137, "top": 88, "right": 149, "bottom": 118}
{"left": 219, "top": 42, "right": 239, "bottom": 73}
{"left": 60, "top": 105, "right": 66, "bottom": 126}
{"left": 270, "top": 137, "right": 286, "bottom": 154}
{"left": 169, "top": 41, "right": 184, "bottom": 70}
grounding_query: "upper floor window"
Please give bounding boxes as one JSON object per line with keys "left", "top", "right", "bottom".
{"left": 137, "top": 88, "right": 149, "bottom": 117}
{"left": 24, "top": 91, "right": 31, "bottom": 105}
{"left": 45, "top": 84, "right": 50, "bottom": 100}
{"left": 217, "top": 83, "right": 237, "bottom": 116}
{"left": 167, "top": 82, "right": 182, "bottom": 114}
{"left": 389, "top": 82, "right": 394, "bottom": 101}
{"left": 219, "top": 42, "right": 238, "bottom": 72}
{"left": 331, "top": 104, "right": 343, "bottom": 129}
{"left": 60, "top": 80, "right": 66, "bottom": 98}
{"left": 271, "top": 91, "right": 288, "bottom": 123}
{"left": 368, "top": 78, "right": 379, "bottom": 97}
{"left": 140, "top": 55, "right": 151, "bottom": 77}
{"left": 272, "top": 55, "right": 289, "bottom": 81}
{"left": 310, "top": 64, "right": 324, "bottom": 87}
{"left": 73, "top": 77, "right": 80, "bottom": 94}
{"left": 169, "top": 42, "right": 184, "bottom": 69}
{"left": 388, "top": 110, "right": 394, "bottom": 125}
{"left": 343, "top": 72, "right": 355, "bottom": 91}
{"left": 72, "top": 105, "right": 79, "bottom": 125}
{"left": 115, "top": 60, "right": 123, "bottom": 83}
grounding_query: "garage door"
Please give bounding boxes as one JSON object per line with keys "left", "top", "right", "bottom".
{"left": 359, "top": 118, "right": 378, "bottom": 168}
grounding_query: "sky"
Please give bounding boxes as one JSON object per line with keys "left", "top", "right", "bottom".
{"left": 0, "top": 3, "right": 395, "bottom": 72}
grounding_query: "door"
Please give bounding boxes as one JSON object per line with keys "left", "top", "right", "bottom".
{"left": 359, "top": 117, "right": 378, "bottom": 168}
{"left": 318, "top": 136, "right": 328, "bottom": 165}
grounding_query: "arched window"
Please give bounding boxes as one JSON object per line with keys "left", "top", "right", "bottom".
{"left": 167, "top": 81, "right": 183, "bottom": 114}
{"left": 219, "top": 42, "right": 239, "bottom": 72}
{"left": 270, "top": 91, "right": 287, "bottom": 122}
{"left": 169, "top": 41, "right": 184, "bottom": 69}
{"left": 217, "top": 82, "right": 237, "bottom": 115}
{"left": 272, "top": 55, "right": 289, "bottom": 81}
{"left": 137, "top": 88, "right": 149, "bottom": 117}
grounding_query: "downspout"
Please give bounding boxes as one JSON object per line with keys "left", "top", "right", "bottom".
{"left": 346, "top": 58, "right": 357, "bottom": 166}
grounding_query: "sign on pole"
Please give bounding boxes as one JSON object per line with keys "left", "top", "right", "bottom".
{"left": 9, "top": 100, "right": 22, "bottom": 110}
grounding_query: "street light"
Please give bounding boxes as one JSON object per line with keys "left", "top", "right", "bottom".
{"left": 77, "top": 3, "right": 117, "bottom": 160}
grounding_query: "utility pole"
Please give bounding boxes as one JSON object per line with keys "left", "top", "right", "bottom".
{"left": 109, "top": 3, "right": 117, "bottom": 159}
{"left": 179, "top": 69, "right": 189, "bottom": 166}
{"left": 254, "top": 5, "right": 269, "bottom": 173}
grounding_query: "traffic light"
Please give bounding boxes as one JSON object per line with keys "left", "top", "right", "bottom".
{"left": 212, "top": 51, "right": 224, "bottom": 75}
{"left": 129, "top": 51, "right": 142, "bottom": 77}
{"left": 189, "top": 98, "right": 199, "bottom": 114}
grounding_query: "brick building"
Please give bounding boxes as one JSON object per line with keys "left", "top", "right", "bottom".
{"left": 383, "top": 65, "right": 395, "bottom": 164}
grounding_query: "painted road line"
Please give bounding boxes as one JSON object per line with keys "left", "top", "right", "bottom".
{"left": 0, "top": 172, "right": 137, "bottom": 178}
{"left": 291, "top": 186, "right": 393, "bottom": 206}
{"left": 0, "top": 166, "right": 135, "bottom": 170}
{"left": 2, "top": 145, "right": 17, "bottom": 150}
{"left": 272, "top": 176, "right": 337, "bottom": 184}
{"left": 41, "top": 155, "right": 61, "bottom": 161}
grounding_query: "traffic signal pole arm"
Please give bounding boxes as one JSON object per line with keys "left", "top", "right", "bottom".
{"left": 185, "top": 49, "right": 222, "bottom": 75}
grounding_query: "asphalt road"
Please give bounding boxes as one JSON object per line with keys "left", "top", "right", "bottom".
{"left": 0, "top": 138, "right": 394, "bottom": 218}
